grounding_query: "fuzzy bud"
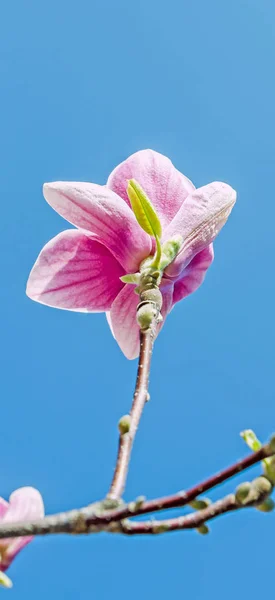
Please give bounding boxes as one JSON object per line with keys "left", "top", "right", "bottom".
{"left": 235, "top": 482, "right": 252, "bottom": 505}
{"left": 196, "top": 524, "right": 210, "bottom": 535}
{"left": 118, "top": 415, "right": 131, "bottom": 435}
{"left": 256, "top": 498, "right": 275, "bottom": 513}
{"left": 240, "top": 429, "right": 262, "bottom": 452}
{"left": 139, "top": 287, "right": 163, "bottom": 310}
{"left": 251, "top": 476, "right": 273, "bottom": 505}
{"left": 189, "top": 498, "right": 211, "bottom": 510}
{"left": 139, "top": 268, "right": 162, "bottom": 291}
{"left": 236, "top": 477, "right": 273, "bottom": 507}
{"left": 136, "top": 302, "right": 157, "bottom": 330}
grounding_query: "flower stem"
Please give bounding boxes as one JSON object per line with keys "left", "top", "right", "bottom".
{"left": 150, "top": 234, "right": 162, "bottom": 269}
{"left": 108, "top": 327, "right": 155, "bottom": 500}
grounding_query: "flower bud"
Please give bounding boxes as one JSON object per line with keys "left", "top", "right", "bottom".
{"left": 196, "top": 524, "right": 209, "bottom": 535}
{"left": 189, "top": 498, "right": 211, "bottom": 510}
{"left": 118, "top": 415, "right": 131, "bottom": 435}
{"left": 256, "top": 498, "right": 275, "bottom": 512}
{"left": 139, "top": 287, "right": 163, "bottom": 310}
{"left": 240, "top": 429, "right": 262, "bottom": 451}
{"left": 251, "top": 476, "right": 273, "bottom": 504}
{"left": 137, "top": 302, "right": 158, "bottom": 330}
{"left": 235, "top": 482, "right": 251, "bottom": 504}
{"left": 236, "top": 477, "right": 273, "bottom": 507}
{"left": 128, "top": 496, "right": 146, "bottom": 512}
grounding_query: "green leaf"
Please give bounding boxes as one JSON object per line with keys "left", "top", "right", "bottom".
{"left": 240, "top": 429, "right": 262, "bottom": 452}
{"left": 127, "top": 179, "right": 162, "bottom": 239}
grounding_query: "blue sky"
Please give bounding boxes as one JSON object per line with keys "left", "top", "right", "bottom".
{"left": 1, "top": 0, "right": 275, "bottom": 597}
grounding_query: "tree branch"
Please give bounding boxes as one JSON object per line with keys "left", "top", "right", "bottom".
{"left": 88, "top": 439, "right": 275, "bottom": 525}
{"left": 120, "top": 474, "right": 274, "bottom": 535}
{"left": 0, "top": 440, "right": 273, "bottom": 539}
{"left": 108, "top": 327, "right": 155, "bottom": 500}
{"left": 120, "top": 494, "right": 238, "bottom": 534}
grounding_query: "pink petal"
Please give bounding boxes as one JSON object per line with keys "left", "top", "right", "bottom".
{"left": 26, "top": 229, "right": 124, "bottom": 312}
{"left": 1, "top": 487, "right": 44, "bottom": 570}
{"left": 158, "top": 278, "right": 175, "bottom": 333}
{"left": 107, "top": 284, "right": 140, "bottom": 360}
{"left": 164, "top": 182, "right": 236, "bottom": 278}
{"left": 0, "top": 499, "right": 8, "bottom": 519}
{"left": 107, "top": 281, "right": 174, "bottom": 359}
{"left": 43, "top": 182, "right": 152, "bottom": 272}
{"left": 173, "top": 245, "right": 214, "bottom": 303}
{"left": 107, "top": 149, "right": 195, "bottom": 230}
{"left": 3, "top": 488, "right": 44, "bottom": 524}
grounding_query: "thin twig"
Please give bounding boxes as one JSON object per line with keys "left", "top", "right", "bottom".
{"left": 120, "top": 494, "right": 238, "bottom": 534}
{"left": 108, "top": 327, "right": 154, "bottom": 499}
{"left": 95, "top": 441, "right": 274, "bottom": 525}
{"left": 0, "top": 441, "right": 273, "bottom": 539}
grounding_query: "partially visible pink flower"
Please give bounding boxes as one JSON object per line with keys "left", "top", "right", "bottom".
{"left": 0, "top": 487, "right": 44, "bottom": 573}
{"left": 27, "top": 149, "right": 236, "bottom": 359}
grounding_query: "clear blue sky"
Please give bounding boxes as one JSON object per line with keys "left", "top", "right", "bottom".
{"left": 1, "top": 0, "right": 275, "bottom": 597}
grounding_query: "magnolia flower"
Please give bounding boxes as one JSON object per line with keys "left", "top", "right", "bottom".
{"left": 0, "top": 487, "right": 44, "bottom": 587}
{"left": 27, "top": 150, "right": 236, "bottom": 359}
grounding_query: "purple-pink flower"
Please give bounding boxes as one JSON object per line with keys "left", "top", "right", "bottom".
{"left": 0, "top": 487, "right": 44, "bottom": 575}
{"left": 27, "top": 150, "right": 236, "bottom": 359}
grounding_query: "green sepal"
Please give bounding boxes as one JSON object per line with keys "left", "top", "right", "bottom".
{"left": 120, "top": 273, "right": 140, "bottom": 285}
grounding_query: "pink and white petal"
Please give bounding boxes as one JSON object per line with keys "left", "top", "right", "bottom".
{"left": 173, "top": 245, "right": 214, "bottom": 304}
{"left": 1, "top": 487, "right": 44, "bottom": 569}
{"left": 3, "top": 487, "right": 44, "bottom": 525}
{"left": 26, "top": 230, "right": 124, "bottom": 312}
{"left": 157, "top": 279, "right": 175, "bottom": 334}
{"left": 164, "top": 182, "right": 236, "bottom": 278}
{"left": 0, "top": 499, "right": 9, "bottom": 519}
{"left": 108, "top": 281, "right": 174, "bottom": 360}
{"left": 43, "top": 182, "right": 151, "bottom": 272}
{"left": 107, "top": 149, "right": 195, "bottom": 230}
{"left": 108, "top": 284, "right": 140, "bottom": 360}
